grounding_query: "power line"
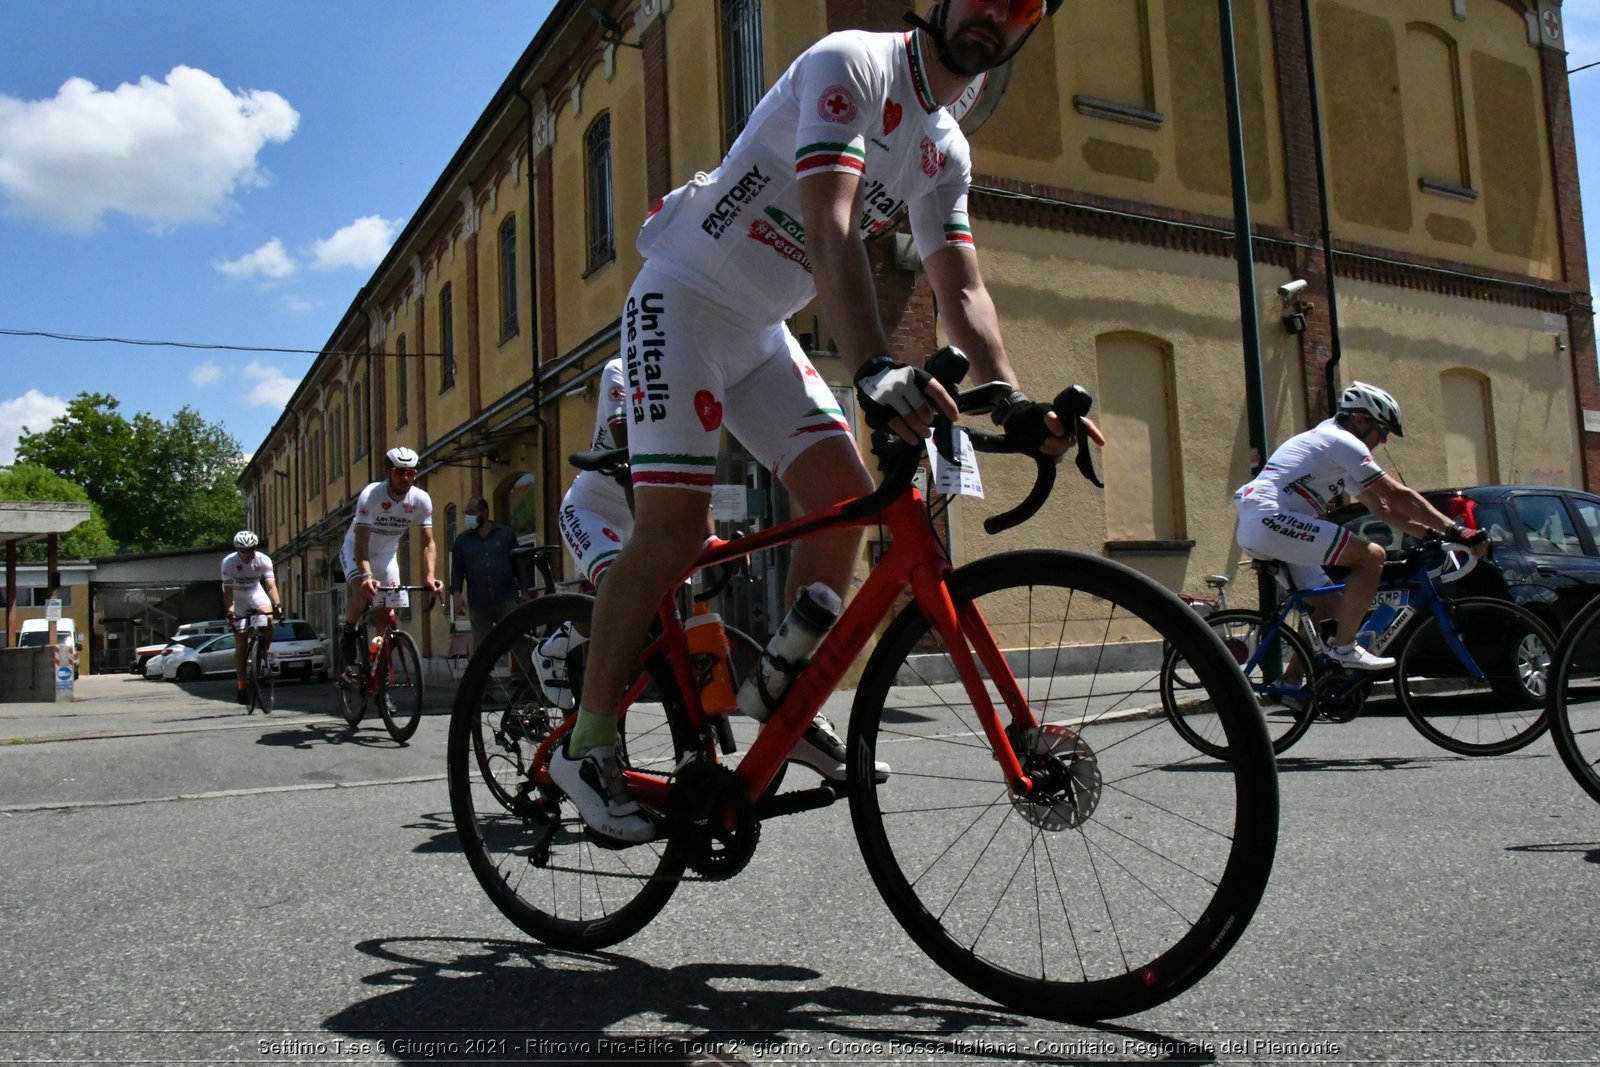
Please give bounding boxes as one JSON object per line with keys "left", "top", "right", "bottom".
{"left": 0, "top": 327, "right": 448, "bottom": 360}
{"left": 1571, "top": 59, "right": 1600, "bottom": 75}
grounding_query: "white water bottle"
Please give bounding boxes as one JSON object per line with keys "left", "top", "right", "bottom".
{"left": 737, "top": 582, "right": 842, "bottom": 721}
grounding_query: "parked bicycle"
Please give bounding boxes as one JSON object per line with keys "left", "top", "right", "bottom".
{"left": 448, "top": 349, "right": 1278, "bottom": 1022}
{"left": 1160, "top": 539, "right": 1554, "bottom": 759}
{"left": 237, "top": 610, "right": 275, "bottom": 716}
{"left": 1543, "top": 592, "right": 1600, "bottom": 806}
{"left": 339, "top": 584, "right": 434, "bottom": 743}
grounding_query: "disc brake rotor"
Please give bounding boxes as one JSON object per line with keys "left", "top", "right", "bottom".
{"left": 1012, "top": 723, "right": 1102, "bottom": 830}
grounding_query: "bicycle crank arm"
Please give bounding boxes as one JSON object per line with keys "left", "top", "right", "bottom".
{"left": 754, "top": 783, "right": 842, "bottom": 821}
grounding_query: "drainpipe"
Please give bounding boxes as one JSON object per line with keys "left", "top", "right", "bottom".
{"left": 1301, "top": 0, "right": 1344, "bottom": 415}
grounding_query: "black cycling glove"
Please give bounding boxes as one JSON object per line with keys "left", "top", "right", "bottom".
{"left": 854, "top": 355, "right": 934, "bottom": 433}
{"left": 990, "top": 388, "right": 1057, "bottom": 457}
{"left": 1445, "top": 521, "right": 1488, "bottom": 547}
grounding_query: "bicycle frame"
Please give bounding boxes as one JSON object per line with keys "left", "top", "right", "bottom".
{"left": 532, "top": 486, "right": 1037, "bottom": 809}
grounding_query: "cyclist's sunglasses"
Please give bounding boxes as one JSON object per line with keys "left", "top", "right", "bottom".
{"left": 1001, "top": 0, "right": 1048, "bottom": 27}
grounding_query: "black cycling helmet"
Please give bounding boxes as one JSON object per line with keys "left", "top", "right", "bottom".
{"left": 906, "top": 0, "right": 1063, "bottom": 78}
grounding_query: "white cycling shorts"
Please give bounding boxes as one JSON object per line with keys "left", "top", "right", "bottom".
{"left": 339, "top": 546, "right": 400, "bottom": 589}
{"left": 558, "top": 501, "right": 633, "bottom": 587}
{"left": 230, "top": 594, "right": 272, "bottom": 630}
{"left": 1233, "top": 496, "right": 1353, "bottom": 591}
{"left": 622, "top": 264, "right": 852, "bottom": 494}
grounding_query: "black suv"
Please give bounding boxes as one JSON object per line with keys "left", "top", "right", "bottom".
{"left": 1335, "top": 484, "right": 1600, "bottom": 635}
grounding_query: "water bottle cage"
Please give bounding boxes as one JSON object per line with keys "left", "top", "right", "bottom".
{"left": 752, "top": 651, "right": 808, "bottom": 714}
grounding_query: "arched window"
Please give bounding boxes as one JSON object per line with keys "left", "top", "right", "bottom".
{"left": 721, "top": 0, "right": 765, "bottom": 148}
{"left": 1094, "top": 332, "right": 1183, "bottom": 542}
{"left": 438, "top": 282, "right": 456, "bottom": 393}
{"left": 351, "top": 377, "right": 366, "bottom": 459}
{"left": 1403, "top": 24, "right": 1473, "bottom": 198}
{"left": 498, "top": 215, "right": 519, "bottom": 341}
{"left": 1440, "top": 370, "right": 1497, "bottom": 485}
{"left": 586, "top": 112, "right": 614, "bottom": 271}
{"left": 395, "top": 334, "right": 409, "bottom": 427}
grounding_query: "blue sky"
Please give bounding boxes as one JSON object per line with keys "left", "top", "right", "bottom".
{"left": 1, "top": 3, "right": 1599, "bottom": 468}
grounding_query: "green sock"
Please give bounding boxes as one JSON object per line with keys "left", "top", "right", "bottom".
{"left": 566, "top": 707, "right": 618, "bottom": 757}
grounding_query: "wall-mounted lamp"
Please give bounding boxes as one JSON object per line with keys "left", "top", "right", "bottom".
{"left": 587, "top": 5, "right": 643, "bottom": 49}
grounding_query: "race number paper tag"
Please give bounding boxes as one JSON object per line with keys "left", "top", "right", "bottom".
{"left": 926, "top": 429, "right": 984, "bottom": 497}
{"left": 379, "top": 588, "right": 410, "bottom": 608}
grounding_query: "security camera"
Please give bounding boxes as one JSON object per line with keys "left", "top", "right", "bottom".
{"left": 1278, "top": 279, "right": 1308, "bottom": 301}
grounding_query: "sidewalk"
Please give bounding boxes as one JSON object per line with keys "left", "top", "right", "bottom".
{"left": 0, "top": 672, "right": 456, "bottom": 745}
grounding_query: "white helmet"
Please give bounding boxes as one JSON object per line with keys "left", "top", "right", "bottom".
{"left": 233, "top": 530, "right": 260, "bottom": 550}
{"left": 1338, "top": 381, "right": 1403, "bottom": 438}
{"left": 385, "top": 445, "right": 420, "bottom": 469}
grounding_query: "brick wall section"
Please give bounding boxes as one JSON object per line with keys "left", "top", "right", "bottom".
{"left": 825, "top": 0, "right": 905, "bottom": 32}
{"left": 643, "top": 19, "right": 671, "bottom": 203}
{"left": 1541, "top": 37, "right": 1599, "bottom": 490}
{"left": 465, "top": 229, "right": 482, "bottom": 417}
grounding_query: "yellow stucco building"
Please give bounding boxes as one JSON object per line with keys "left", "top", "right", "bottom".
{"left": 240, "top": 0, "right": 1593, "bottom": 669}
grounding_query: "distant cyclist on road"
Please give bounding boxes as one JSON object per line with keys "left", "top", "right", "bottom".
{"left": 337, "top": 446, "right": 445, "bottom": 684}
{"left": 1233, "top": 381, "right": 1487, "bottom": 673}
{"left": 222, "top": 530, "right": 282, "bottom": 704}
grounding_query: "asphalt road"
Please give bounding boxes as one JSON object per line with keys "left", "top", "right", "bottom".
{"left": 1, "top": 673, "right": 1597, "bottom": 1065}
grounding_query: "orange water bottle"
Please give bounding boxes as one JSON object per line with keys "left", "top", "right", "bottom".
{"left": 684, "top": 604, "right": 738, "bottom": 715}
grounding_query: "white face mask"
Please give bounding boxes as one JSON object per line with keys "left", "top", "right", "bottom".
{"left": 463, "top": 514, "right": 479, "bottom": 531}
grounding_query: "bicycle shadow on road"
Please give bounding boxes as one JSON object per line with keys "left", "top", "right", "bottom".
{"left": 254, "top": 723, "right": 408, "bottom": 750}
{"left": 1504, "top": 841, "right": 1600, "bottom": 865}
{"left": 324, "top": 936, "right": 1214, "bottom": 1066}
{"left": 403, "top": 810, "right": 462, "bottom": 854}
{"left": 1275, "top": 750, "right": 1544, "bottom": 774}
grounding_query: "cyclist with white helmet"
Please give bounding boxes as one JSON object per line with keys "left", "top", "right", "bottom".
{"left": 337, "top": 446, "right": 445, "bottom": 683}
{"left": 222, "top": 530, "right": 281, "bottom": 704}
{"left": 1234, "top": 381, "right": 1487, "bottom": 672}
{"left": 553, "top": 0, "right": 1100, "bottom": 844}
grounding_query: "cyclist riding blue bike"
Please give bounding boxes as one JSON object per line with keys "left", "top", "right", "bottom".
{"left": 552, "top": 0, "right": 1101, "bottom": 844}
{"left": 1233, "top": 381, "right": 1488, "bottom": 675}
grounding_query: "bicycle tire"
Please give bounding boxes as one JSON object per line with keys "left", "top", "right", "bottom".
{"left": 1395, "top": 597, "right": 1553, "bottom": 756}
{"left": 251, "top": 638, "right": 275, "bottom": 715}
{"left": 448, "top": 594, "right": 693, "bottom": 950}
{"left": 847, "top": 550, "right": 1278, "bottom": 1022}
{"left": 378, "top": 630, "right": 425, "bottom": 742}
{"left": 1548, "top": 596, "right": 1600, "bottom": 805}
{"left": 1160, "top": 609, "right": 1317, "bottom": 758}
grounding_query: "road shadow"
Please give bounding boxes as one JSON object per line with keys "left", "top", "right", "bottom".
{"left": 406, "top": 810, "right": 461, "bottom": 854}
{"left": 1504, "top": 841, "right": 1600, "bottom": 865}
{"left": 255, "top": 723, "right": 405, "bottom": 750}
{"left": 325, "top": 937, "right": 1215, "bottom": 1065}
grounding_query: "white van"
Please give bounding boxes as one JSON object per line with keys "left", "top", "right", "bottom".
{"left": 174, "top": 619, "right": 231, "bottom": 639}
{"left": 17, "top": 618, "right": 80, "bottom": 678}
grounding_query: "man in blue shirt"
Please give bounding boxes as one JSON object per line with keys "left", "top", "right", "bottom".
{"left": 450, "top": 497, "right": 523, "bottom": 652}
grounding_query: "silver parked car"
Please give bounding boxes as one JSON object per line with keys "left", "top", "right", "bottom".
{"left": 160, "top": 620, "right": 327, "bottom": 683}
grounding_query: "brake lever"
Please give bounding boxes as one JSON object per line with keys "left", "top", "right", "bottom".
{"left": 1052, "top": 385, "right": 1103, "bottom": 489}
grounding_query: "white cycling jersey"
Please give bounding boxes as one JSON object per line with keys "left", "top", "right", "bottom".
{"left": 1233, "top": 418, "right": 1386, "bottom": 586}
{"left": 341, "top": 481, "right": 434, "bottom": 572}
{"left": 221, "top": 551, "right": 274, "bottom": 613}
{"left": 1234, "top": 418, "right": 1386, "bottom": 516}
{"left": 635, "top": 29, "right": 974, "bottom": 328}
{"left": 563, "top": 358, "right": 630, "bottom": 517}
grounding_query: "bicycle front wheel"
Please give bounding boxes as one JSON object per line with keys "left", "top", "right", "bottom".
{"left": 1396, "top": 597, "right": 1553, "bottom": 756}
{"left": 1550, "top": 597, "right": 1600, "bottom": 805}
{"left": 848, "top": 550, "right": 1278, "bottom": 1022}
{"left": 448, "top": 595, "right": 691, "bottom": 950}
{"left": 1160, "top": 609, "right": 1317, "bottom": 758}
{"left": 378, "top": 631, "right": 425, "bottom": 742}
{"left": 250, "top": 639, "right": 274, "bottom": 715}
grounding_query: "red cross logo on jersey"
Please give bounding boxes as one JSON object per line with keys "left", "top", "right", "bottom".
{"left": 633, "top": 386, "right": 646, "bottom": 405}
{"left": 817, "top": 85, "right": 857, "bottom": 124}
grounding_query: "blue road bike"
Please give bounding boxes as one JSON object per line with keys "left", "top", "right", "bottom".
{"left": 1160, "top": 538, "right": 1554, "bottom": 759}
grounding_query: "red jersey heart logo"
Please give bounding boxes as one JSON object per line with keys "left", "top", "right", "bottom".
{"left": 381, "top": 501, "right": 392, "bottom": 510}
{"left": 883, "top": 99, "right": 902, "bottom": 135}
{"left": 694, "top": 390, "right": 723, "bottom": 432}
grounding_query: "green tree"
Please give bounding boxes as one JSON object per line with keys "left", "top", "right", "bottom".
{"left": 0, "top": 464, "right": 117, "bottom": 560}
{"left": 15, "top": 393, "right": 246, "bottom": 551}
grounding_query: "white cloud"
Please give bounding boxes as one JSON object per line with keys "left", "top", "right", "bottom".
{"left": 281, "top": 296, "right": 314, "bottom": 314}
{"left": 216, "top": 237, "right": 296, "bottom": 279}
{"left": 190, "top": 361, "right": 222, "bottom": 386}
{"left": 243, "top": 361, "right": 297, "bottom": 408}
{"left": 311, "top": 215, "right": 399, "bottom": 271}
{"left": 0, "top": 66, "right": 298, "bottom": 233}
{"left": 0, "top": 389, "right": 69, "bottom": 465}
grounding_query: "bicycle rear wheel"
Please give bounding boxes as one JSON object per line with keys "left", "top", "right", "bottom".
{"left": 1160, "top": 609, "right": 1317, "bottom": 758}
{"left": 848, "top": 550, "right": 1278, "bottom": 1022}
{"left": 378, "top": 631, "right": 425, "bottom": 742}
{"left": 250, "top": 638, "right": 274, "bottom": 715}
{"left": 1395, "top": 597, "right": 1553, "bottom": 756}
{"left": 448, "top": 595, "right": 692, "bottom": 950}
{"left": 1549, "top": 597, "right": 1600, "bottom": 805}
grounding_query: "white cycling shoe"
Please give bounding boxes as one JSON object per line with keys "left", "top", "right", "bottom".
{"left": 1325, "top": 643, "right": 1395, "bottom": 672}
{"left": 772, "top": 713, "right": 891, "bottom": 784}
{"left": 547, "top": 743, "right": 657, "bottom": 844}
